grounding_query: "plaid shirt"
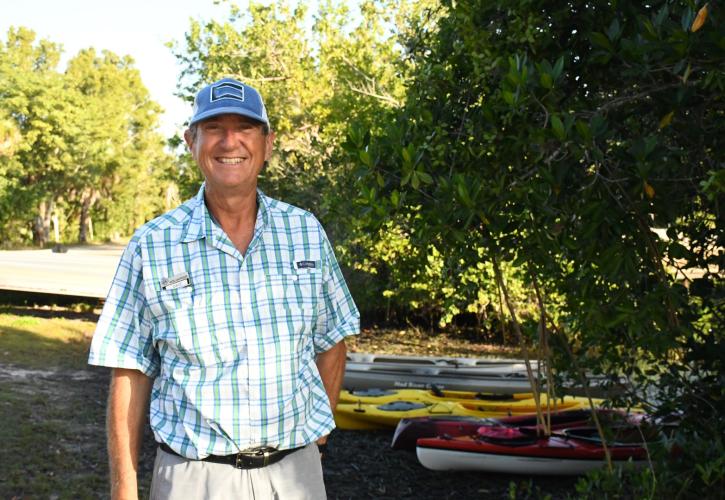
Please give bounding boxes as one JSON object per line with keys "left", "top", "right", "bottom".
{"left": 89, "top": 185, "right": 359, "bottom": 459}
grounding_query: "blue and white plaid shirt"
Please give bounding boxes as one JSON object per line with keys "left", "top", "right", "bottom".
{"left": 89, "top": 185, "right": 360, "bottom": 459}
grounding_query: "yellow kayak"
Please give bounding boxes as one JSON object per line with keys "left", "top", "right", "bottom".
{"left": 339, "top": 388, "right": 535, "bottom": 405}
{"left": 334, "top": 396, "right": 598, "bottom": 430}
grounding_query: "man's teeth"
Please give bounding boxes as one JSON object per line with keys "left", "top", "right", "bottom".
{"left": 218, "top": 157, "right": 244, "bottom": 164}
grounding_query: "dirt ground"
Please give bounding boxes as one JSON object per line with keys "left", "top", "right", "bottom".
{"left": 0, "top": 305, "right": 582, "bottom": 498}
{"left": 0, "top": 359, "right": 580, "bottom": 499}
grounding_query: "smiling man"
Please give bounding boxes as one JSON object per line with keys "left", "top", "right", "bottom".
{"left": 89, "top": 78, "right": 359, "bottom": 499}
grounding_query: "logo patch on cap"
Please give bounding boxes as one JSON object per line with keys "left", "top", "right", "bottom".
{"left": 211, "top": 81, "right": 245, "bottom": 103}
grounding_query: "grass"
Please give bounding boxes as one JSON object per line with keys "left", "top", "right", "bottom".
{"left": 0, "top": 308, "right": 110, "bottom": 499}
{"left": 0, "top": 309, "right": 96, "bottom": 369}
{"left": 0, "top": 387, "right": 107, "bottom": 499}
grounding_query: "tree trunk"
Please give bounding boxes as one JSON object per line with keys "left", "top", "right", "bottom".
{"left": 79, "top": 189, "right": 99, "bottom": 243}
{"left": 32, "top": 200, "right": 53, "bottom": 247}
{"left": 51, "top": 213, "right": 60, "bottom": 243}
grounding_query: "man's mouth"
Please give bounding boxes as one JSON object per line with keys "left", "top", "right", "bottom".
{"left": 216, "top": 157, "right": 246, "bottom": 164}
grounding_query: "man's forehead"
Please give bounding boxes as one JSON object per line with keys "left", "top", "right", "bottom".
{"left": 199, "top": 114, "right": 264, "bottom": 126}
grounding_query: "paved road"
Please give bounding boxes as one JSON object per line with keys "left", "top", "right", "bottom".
{"left": 0, "top": 245, "right": 125, "bottom": 298}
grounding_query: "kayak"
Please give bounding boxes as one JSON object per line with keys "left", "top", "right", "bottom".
{"left": 339, "top": 388, "right": 535, "bottom": 405}
{"left": 343, "top": 364, "right": 536, "bottom": 394}
{"left": 344, "top": 352, "right": 536, "bottom": 394}
{"left": 416, "top": 426, "right": 650, "bottom": 475}
{"left": 347, "top": 352, "right": 524, "bottom": 367}
{"left": 335, "top": 401, "right": 515, "bottom": 430}
{"left": 390, "top": 409, "right": 639, "bottom": 451}
{"left": 344, "top": 353, "right": 615, "bottom": 397}
{"left": 334, "top": 396, "right": 596, "bottom": 430}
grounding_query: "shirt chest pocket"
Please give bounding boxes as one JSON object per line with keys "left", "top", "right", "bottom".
{"left": 253, "top": 269, "right": 322, "bottom": 338}
{"left": 155, "top": 285, "right": 242, "bottom": 366}
{"left": 255, "top": 269, "right": 322, "bottom": 309}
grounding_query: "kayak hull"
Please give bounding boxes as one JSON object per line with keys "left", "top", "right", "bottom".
{"left": 416, "top": 433, "right": 648, "bottom": 475}
{"left": 416, "top": 445, "right": 646, "bottom": 475}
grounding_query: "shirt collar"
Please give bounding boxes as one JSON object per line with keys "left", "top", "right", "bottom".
{"left": 180, "top": 183, "right": 270, "bottom": 243}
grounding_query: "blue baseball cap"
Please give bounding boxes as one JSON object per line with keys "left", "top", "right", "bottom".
{"left": 189, "top": 77, "right": 270, "bottom": 128}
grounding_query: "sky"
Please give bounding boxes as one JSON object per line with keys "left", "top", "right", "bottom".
{"left": 1, "top": 0, "right": 234, "bottom": 139}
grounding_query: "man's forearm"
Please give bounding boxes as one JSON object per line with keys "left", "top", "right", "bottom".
{"left": 315, "top": 341, "right": 347, "bottom": 446}
{"left": 107, "top": 368, "right": 152, "bottom": 500}
{"left": 316, "top": 340, "right": 347, "bottom": 411}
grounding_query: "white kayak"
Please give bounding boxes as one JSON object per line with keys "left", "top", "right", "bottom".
{"left": 416, "top": 428, "right": 649, "bottom": 475}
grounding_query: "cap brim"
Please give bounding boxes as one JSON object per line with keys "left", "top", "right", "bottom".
{"left": 189, "top": 107, "right": 268, "bottom": 127}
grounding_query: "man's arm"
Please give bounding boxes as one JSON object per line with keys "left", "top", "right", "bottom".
{"left": 315, "top": 340, "right": 347, "bottom": 445}
{"left": 107, "top": 368, "right": 153, "bottom": 500}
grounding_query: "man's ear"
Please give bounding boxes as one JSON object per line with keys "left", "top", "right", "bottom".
{"left": 183, "top": 129, "right": 194, "bottom": 151}
{"left": 264, "top": 131, "right": 276, "bottom": 161}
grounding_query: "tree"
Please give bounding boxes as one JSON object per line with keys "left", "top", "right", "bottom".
{"left": 0, "top": 27, "right": 75, "bottom": 246}
{"left": 0, "top": 27, "right": 174, "bottom": 246}
{"left": 171, "top": 0, "right": 414, "bottom": 216}
{"left": 351, "top": 0, "right": 723, "bottom": 492}
{"left": 64, "top": 48, "right": 172, "bottom": 242}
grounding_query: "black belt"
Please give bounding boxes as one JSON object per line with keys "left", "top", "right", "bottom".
{"left": 159, "top": 442, "right": 303, "bottom": 469}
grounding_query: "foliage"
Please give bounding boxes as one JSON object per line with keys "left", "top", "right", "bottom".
{"left": 347, "top": 215, "right": 540, "bottom": 330}
{"left": 574, "top": 462, "right": 657, "bottom": 499}
{"left": 171, "top": 0, "right": 412, "bottom": 220}
{"left": 575, "top": 432, "right": 724, "bottom": 499}
{"left": 0, "top": 27, "right": 174, "bottom": 246}
{"left": 171, "top": 0, "right": 457, "bottom": 321}
{"left": 348, "top": 0, "right": 723, "bottom": 494}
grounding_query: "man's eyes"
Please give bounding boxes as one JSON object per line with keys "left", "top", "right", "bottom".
{"left": 203, "top": 124, "right": 255, "bottom": 133}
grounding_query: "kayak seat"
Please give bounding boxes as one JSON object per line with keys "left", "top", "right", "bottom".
{"left": 473, "top": 393, "right": 518, "bottom": 401}
{"left": 377, "top": 401, "right": 428, "bottom": 412}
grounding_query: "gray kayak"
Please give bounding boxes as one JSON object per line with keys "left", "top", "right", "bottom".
{"left": 346, "top": 352, "right": 527, "bottom": 367}
{"left": 344, "top": 359, "right": 536, "bottom": 394}
{"left": 343, "top": 353, "right": 613, "bottom": 396}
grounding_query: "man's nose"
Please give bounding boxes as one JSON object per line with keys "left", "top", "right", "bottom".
{"left": 219, "top": 128, "right": 238, "bottom": 148}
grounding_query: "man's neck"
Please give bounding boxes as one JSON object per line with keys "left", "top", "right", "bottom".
{"left": 204, "top": 184, "right": 259, "bottom": 255}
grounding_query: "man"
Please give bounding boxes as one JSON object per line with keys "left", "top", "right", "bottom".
{"left": 89, "top": 77, "right": 360, "bottom": 499}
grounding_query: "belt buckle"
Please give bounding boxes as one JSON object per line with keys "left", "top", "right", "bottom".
{"left": 235, "top": 446, "right": 276, "bottom": 468}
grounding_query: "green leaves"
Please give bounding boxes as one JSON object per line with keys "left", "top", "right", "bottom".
{"left": 550, "top": 114, "right": 566, "bottom": 140}
{"left": 536, "top": 57, "right": 564, "bottom": 89}
{"left": 0, "top": 28, "right": 171, "bottom": 245}
{"left": 590, "top": 31, "right": 614, "bottom": 52}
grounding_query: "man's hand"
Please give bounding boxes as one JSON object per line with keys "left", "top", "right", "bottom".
{"left": 107, "top": 368, "right": 152, "bottom": 500}
{"left": 316, "top": 341, "right": 347, "bottom": 459}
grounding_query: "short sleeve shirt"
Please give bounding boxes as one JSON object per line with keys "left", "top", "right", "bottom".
{"left": 88, "top": 185, "right": 360, "bottom": 459}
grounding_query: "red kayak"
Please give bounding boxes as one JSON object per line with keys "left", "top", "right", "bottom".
{"left": 416, "top": 425, "right": 651, "bottom": 475}
{"left": 391, "top": 409, "right": 637, "bottom": 451}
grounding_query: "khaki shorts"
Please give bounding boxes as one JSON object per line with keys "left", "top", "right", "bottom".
{"left": 149, "top": 443, "right": 326, "bottom": 500}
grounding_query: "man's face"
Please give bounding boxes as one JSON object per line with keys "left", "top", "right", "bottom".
{"left": 184, "top": 114, "right": 274, "bottom": 194}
